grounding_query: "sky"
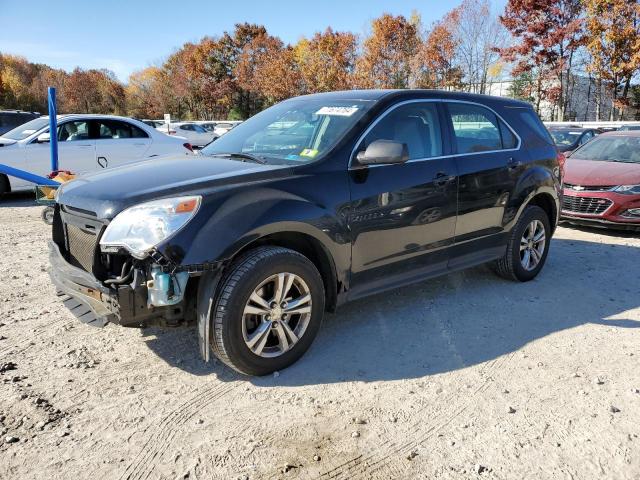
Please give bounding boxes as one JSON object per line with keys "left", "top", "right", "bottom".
{"left": 0, "top": 0, "right": 480, "bottom": 82}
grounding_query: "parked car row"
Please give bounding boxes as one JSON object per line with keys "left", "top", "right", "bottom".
{"left": 0, "top": 114, "right": 194, "bottom": 194}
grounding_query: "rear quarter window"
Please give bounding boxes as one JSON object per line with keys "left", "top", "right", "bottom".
{"left": 515, "top": 108, "right": 554, "bottom": 145}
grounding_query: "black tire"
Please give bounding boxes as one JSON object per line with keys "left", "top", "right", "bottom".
{"left": 41, "top": 207, "right": 55, "bottom": 225}
{"left": 206, "top": 246, "right": 325, "bottom": 376}
{"left": 493, "top": 205, "right": 551, "bottom": 282}
{"left": 0, "top": 175, "right": 9, "bottom": 198}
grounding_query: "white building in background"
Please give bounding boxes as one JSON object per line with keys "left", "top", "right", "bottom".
{"left": 476, "top": 75, "right": 639, "bottom": 122}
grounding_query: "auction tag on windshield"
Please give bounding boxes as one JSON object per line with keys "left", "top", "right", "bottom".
{"left": 315, "top": 106, "right": 359, "bottom": 117}
{"left": 300, "top": 148, "right": 319, "bottom": 158}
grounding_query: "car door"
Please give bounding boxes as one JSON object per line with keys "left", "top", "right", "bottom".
{"left": 94, "top": 119, "right": 152, "bottom": 168}
{"left": 347, "top": 100, "right": 458, "bottom": 299}
{"left": 443, "top": 101, "right": 523, "bottom": 267}
{"left": 25, "top": 120, "right": 96, "bottom": 176}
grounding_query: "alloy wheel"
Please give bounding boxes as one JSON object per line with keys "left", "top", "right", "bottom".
{"left": 519, "top": 219, "right": 546, "bottom": 271}
{"left": 241, "top": 272, "right": 312, "bottom": 358}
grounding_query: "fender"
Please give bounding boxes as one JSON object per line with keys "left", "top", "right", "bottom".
{"left": 506, "top": 164, "right": 561, "bottom": 232}
{"left": 156, "top": 184, "right": 351, "bottom": 283}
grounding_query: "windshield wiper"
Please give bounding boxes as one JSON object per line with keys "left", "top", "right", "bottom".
{"left": 213, "top": 152, "right": 267, "bottom": 164}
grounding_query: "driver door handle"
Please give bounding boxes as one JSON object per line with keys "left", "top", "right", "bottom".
{"left": 433, "top": 172, "right": 456, "bottom": 186}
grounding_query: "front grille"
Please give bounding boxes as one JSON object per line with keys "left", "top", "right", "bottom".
{"left": 564, "top": 183, "right": 613, "bottom": 192}
{"left": 66, "top": 223, "right": 98, "bottom": 272}
{"left": 562, "top": 194, "right": 613, "bottom": 215}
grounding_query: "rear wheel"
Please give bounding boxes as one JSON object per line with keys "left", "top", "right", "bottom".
{"left": 206, "top": 246, "right": 325, "bottom": 375}
{"left": 493, "top": 205, "right": 551, "bottom": 282}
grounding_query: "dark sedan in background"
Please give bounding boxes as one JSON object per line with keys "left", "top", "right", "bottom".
{"left": 561, "top": 131, "right": 640, "bottom": 231}
{"left": 548, "top": 126, "right": 602, "bottom": 154}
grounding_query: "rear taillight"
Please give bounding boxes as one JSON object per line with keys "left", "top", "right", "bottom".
{"left": 557, "top": 151, "right": 566, "bottom": 178}
{"left": 183, "top": 143, "right": 193, "bottom": 152}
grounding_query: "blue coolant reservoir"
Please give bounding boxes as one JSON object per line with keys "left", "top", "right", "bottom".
{"left": 147, "top": 266, "right": 189, "bottom": 307}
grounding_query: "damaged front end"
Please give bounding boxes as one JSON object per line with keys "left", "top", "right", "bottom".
{"left": 49, "top": 204, "right": 207, "bottom": 329}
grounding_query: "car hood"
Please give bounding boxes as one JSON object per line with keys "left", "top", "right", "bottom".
{"left": 564, "top": 159, "right": 640, "bottom": 186}
{"left": 58, "top": 155, "right": 291, "bottom": 219}
{"left": 0, "top": 137, "right": 17, "bottom": 147}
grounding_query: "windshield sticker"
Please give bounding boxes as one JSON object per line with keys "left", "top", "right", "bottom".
{"left": 22, "top": 129, "right": 36, "bottom": 134}
{"left": 315, "top": 106, "right": 359, "bottom": 117}
{"left": 300, "top": 148, "right": 319, "bottom": 158}
{"left": 568, "top": 132, "right": 581, "bottom": 135}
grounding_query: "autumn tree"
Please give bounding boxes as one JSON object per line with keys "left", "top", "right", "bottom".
{"left": 412, "top": 11, "right": 464, "bottom": 89}
{"left": 295, "top": 28, "right": 357, "bottom": 92}
{"left": 236, "top": 33, "right": 303, "bottom": 104}
{"left": 584, "top": 0, "right": 640, "bottom": 120}
{"left": 356, "top": 14, "right": 419, "bottom": 89}
{"left": 499, "top": 0, "right": 585, "bottom": 120}
{"left": 453, "top": 0, "right": 509, "bottom": 93}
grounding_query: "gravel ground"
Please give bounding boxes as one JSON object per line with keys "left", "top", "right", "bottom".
{"left": 0, "top": 193, "right": 639, "bottom": 480}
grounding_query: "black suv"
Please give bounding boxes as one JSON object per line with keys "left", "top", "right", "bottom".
{"left": 49, "top": 90, "right": 561, "bottom": 375}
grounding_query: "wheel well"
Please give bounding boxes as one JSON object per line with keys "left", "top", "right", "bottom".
{"left": 528, "top": 193, "right": 557, "bottom": 232}
{"left": 234, "top": 232, "right": 339, "bottom": 312}
{"left": 0, "top": 174, "right": 10, "bottom": 195}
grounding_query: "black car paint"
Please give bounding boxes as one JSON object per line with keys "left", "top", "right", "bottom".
{"left": 56, "top": 90, "right": 560, "bottom": 310}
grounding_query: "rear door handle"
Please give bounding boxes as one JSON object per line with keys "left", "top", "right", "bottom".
{"left": 433, "top": 172, "right": 456, "bottom": 186}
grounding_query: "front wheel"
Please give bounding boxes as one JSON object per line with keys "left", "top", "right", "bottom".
{"left": 493, "top": 205, "right": 551, "bottom": 282}
{"left": 206, "top": 246, "right": 325, "bottom": 375}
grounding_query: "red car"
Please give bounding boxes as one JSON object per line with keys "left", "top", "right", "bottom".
{"left": 561, "top": 131, "right": 640, "bottom": 231}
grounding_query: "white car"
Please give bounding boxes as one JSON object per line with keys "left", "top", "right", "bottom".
{"left": 194, "top": 120, "right": 242, "bottom": 137}
{"left": 212, "top": 121, "right": 242, "bottom": 137}
{"left": 0, "top": 114, "right": 194, "bottom": 193}
{"left": 157, "top": 122, "right": 218, "bottom": 148}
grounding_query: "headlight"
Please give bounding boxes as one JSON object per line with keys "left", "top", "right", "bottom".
{"left": 612, "top": 185, "right": 640, "bottom": 195}
{"left": 100, "top": 196, "right": 201, "bottom": 258}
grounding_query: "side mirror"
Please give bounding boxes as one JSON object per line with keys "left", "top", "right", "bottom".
{"left": 36, "top": 132, "right": 51, "bottom": 143}
{"left": 356, "top": 140, "right": 409, "bottom": 166}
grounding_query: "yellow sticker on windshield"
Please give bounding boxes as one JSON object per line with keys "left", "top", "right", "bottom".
{"left": 300, "top": 148, "right": 319, "bottom": 158}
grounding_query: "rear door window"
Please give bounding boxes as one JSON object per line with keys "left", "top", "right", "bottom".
{"left": 447, "top": 103, "right": 504, "bottom": 153}
{"left": 97, "top": 120, "right": 148, "bottom": 139}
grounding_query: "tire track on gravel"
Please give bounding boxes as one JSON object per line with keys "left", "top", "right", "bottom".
{"left": 118, "top": 378, "right": 240, "bottom": 480}
{"left": 314, "top": 351, "right": 515, "bottom": 480}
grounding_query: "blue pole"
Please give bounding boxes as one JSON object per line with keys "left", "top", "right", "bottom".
{"left": 48, "top": 87, "right": 58, "bottom": 172}
{"left": 0, "top": 164, "right": 60, "bottom": 186}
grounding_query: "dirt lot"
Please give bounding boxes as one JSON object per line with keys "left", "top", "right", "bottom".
{"left": 0, "top": 193, "right": 639, "bottom": 480}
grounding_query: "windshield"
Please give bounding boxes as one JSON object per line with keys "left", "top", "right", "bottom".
{"left": 201, "top": 98, "right": 374, "bottom": 164}
{"left": 2, "top": 117, "right": 50, "bottom": 140}
{"left": 572, "top": 135, "right": 640, "bottom": 163}
{"left": 550, "top": 130, "right": 581, "bottom": 146}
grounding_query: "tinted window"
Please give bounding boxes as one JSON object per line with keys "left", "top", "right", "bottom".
{"left": 97, "top": 120, "right": 148, "bottom": 139}
{"left": 447, "top": 103, "right": 503, "bottom": 154}
{"left": 518, "top": 108, "right": 554, "bottom": 144}
{"left": 58, "top": 121, "right": 90, "bottom": 142}
{"left": 358, "top": 102, "right": 443, "bottom": 161}
{"left": 499, "top": 119, "right": 518, "bottom": 149}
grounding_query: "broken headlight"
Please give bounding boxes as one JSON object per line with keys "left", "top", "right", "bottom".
{"left": 99, "top": 196, "right": 201, "bottom": 259}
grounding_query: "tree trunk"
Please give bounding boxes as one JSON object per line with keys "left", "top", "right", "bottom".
{"left": 595, "top": 77, "right": 602, "bottom": 121}
{"left": 618, "top": 77, "right": 631, "bottom": 120}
